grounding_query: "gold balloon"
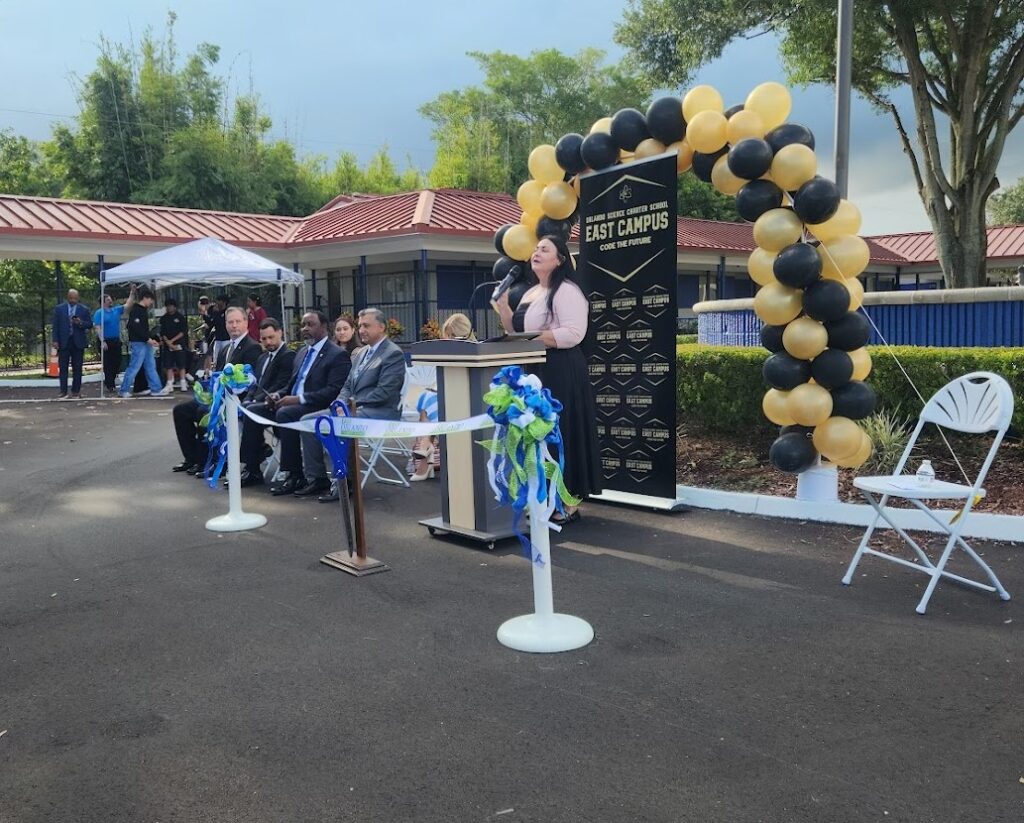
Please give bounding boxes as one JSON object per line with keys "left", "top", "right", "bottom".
{"left": 770, "top": 144, "right": 817, "bottom": 191}
{"left": 528, "top": 144, "right": 564, "bottom": 185}
{"left": 669, "top": 140, "right": 694, "bottom": 173}
{"left": 745, "top": 82, "right": 792, "bottom": 131}
{"left": 570, "top": 175, "right": 581, "bottom": 196}
{"left": 844, "top": 276, "right": 865, "bottom": 310}
{"left": 783, "top": 316, "right": 828, "bottom": 360}
{"left": 540, "top": 181, "right": 578, "bottom": 220}
{"left": 753, "top": 208, "right": 804, "bottom": 252}
{"left": 849, "top": 347, "right": 872, "bottom": 381}
{"left": 502, "top": 223, "right": 537, "bottom": 261}
{"left": 590, "top": 116, "right": 612, "bottom": 134}
{"left": 516, "top": 180, "right": 544, "bottom": 214}
{"left": 686, "top": 110, "right": 728, "bottom": 154}
{"left": 682, "top": 84, "right": 724, "bottom": 120}
{"left": 711, "top": 155, "right": 745, "bottom": 195}
{"left": 818, "top": 234, "right": 870, "bottom": 280}
{"left": 619, "top": 148, "right": 635, "bottom": 162}
{"left": 747, "top": 247, "right": 778, "bottom": 286}
{"left": 763, "top": 389, "right": 796, "bottom": 426}
{"left": 753, "top": 281, "right": 803, "bottom": 325}
{"left": 726, "top": 109, "right": 766, "bottom": 143}
{"left": 812, "top": 416, "right": 863, "bottom": 462}
{"left": 807, "top": 199, "right": 862, "bottom": 242}
{"left": 834, "top": 431, "right": 873, "bottom": 469}
{"left": 520, "top": 210, "right": 541, "bottom": 233}
{"left": 787, "top": 383, "right": 834, "bottom": 427}
{"left": 634, "top": 138, "right": 667, "bottom": 159}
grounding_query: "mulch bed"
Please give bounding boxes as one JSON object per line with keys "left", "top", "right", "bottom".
{"left": 676, "top": 423, "right": 1024, "bottom": 517}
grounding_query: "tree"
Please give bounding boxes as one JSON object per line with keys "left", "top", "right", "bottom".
{"left": 0, "top": 131, "right": 61, "bottom": 197}
{"left": 677, "top": 174, "right": 740, "bottom": 222}
{"left": 989, "top": 177, "right": 1024, "bottom": 224}
{"left": 421, "top": 48, "right": 654, "bottom": 193}
{"left": 616, "top": 1, "right": 1024, "bottom": 288}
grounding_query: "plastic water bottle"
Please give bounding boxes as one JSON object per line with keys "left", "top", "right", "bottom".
{"left": 916, "top": 459, "right": 935, "bottom": 486}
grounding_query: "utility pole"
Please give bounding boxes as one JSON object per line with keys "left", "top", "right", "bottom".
{"left": 834, "top": 0, "right": 854, "bottom": 197}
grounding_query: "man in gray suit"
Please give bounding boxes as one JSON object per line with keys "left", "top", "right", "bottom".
{"left": 298, "top": 307, "right": 406, "bottom": 500}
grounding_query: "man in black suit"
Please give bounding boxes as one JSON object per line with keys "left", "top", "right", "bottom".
{"left": 239, "top": 310, "right": 350, "bottom": 493}
{"left": 242, "top": 318, "right": 296, "bottom": 408}
{"left": 171, "top": 306, "right": 262, "bottom": 475}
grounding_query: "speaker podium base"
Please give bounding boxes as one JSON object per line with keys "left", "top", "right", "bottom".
{"left": 419, "top": 515, "right": 525, "bottom": 551}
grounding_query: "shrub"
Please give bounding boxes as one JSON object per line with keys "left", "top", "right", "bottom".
{"left": 386, "top": 317, "right": 405, "bottom": 339}
{"left": 420, "top": 318, "right": 441, "bottom": 341}
{"left": 676, "top": 334, "right": 698, "bottom": 345}
{"left": 860, "top": 407, "right": 913, "bottom": 475}
{"left": 677, "top": 344, "right": 1024, "bottom": 434}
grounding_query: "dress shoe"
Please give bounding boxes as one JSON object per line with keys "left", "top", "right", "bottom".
{"left": 317, "top": 485, "right": 340, "bottom": 503}
{"left": 56, "top": 393, "right": 69, "bottom": 400}
{"left": 270, "top": 476, "right": 300, "bottom": 496}
{"left": 239, "top": 469, "right": 265, "bottom": 488}
{"left": 293, "top": 478, "right": 330, "bottom": 497}
{"left": 70, "top": 393, "right": 82, "bottom": 399}
{"left": 172, "top": 461, "right": 196, "bottom": 473}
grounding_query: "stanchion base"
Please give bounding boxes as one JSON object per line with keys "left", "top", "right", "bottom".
{"left": 205, "top": 511, "right": 267, "bottom": 532}
{"left": 320, "top": 551, "right": 390, "bottom": 576}
{"left": 497, "top": 613, "right": 594, "bottom": 653}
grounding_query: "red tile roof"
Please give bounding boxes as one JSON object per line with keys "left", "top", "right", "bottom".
{"left": 3, "top": 189, "right": 1023, "bottom": 267}
{"left": 0, "top": 195, "right": 300, "bottom": 246}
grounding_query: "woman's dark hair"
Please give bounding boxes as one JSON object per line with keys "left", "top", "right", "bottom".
{"left": 334, "top": 313, "right": 358, "bottom": 352}
{"left": 537, "top": 234, "right": 580, "bottom": 315}
{"left": 248, "top": 292, "right": 262, "bottom": 306}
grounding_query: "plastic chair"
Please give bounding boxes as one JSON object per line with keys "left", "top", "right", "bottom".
{"left": 842, "top": 372, "right": 1014, "bottom": 614}
{"left": 358, "top": 367, "right": 414, "bottom": 488}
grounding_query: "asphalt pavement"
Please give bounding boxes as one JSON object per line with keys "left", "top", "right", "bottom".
{"left": 0, "top": 396, "right": 1021, "bottom": 822}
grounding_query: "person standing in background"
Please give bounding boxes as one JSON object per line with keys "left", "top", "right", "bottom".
{"left": 204, "top": 294, "right": 230, "bottom": 365}
{"left": 119, "top": 285, "right": 169, "bottom": 398}
{"left": 52, "top": 288, "right": 94, "bottom": 399}
{"left": 159, "top": 298, "right": 189, "bottom": 392}
{"left": 93, "top": 291, "right": 134, "bottom": 393}
{"left": 247, "top": 293, "right": 267, "bottom": 341}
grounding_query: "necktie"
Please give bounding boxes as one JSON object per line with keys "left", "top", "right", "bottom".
{"left": 355, "top": 345, "right": 376, "bottom": 378}
{"left": 226, "top": 340, "right": 237, "bottom": 362}
{"left": 295, "top": 346, "right": 315, "bottom": 391}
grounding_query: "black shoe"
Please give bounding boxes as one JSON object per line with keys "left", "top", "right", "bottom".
{"left": 293, "top": 478, "right": 330, "bottom": 497}
{"left": 239, "top": 469, "right": 265, "bottom": 488}
{"left": 317, "top": 486, "right": 340, "bottom": 503}
{"left": 185, "top": 464, "right": 199, "bottom": 475}
{"left": 270, "top": 476, "right": 300, "bottom": 496}
{"left": 195, "top": 469, "right": 210, "bottom": 480}
{"left": 173, "top": 461, "right": 196, "bottom": 473}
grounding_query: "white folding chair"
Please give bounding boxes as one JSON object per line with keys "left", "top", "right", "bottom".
{"left": 842, "top": 372, "right": 1014, "bottom": 614}
{"left": 358, "top": 367, "right": 414, "bottom": 488}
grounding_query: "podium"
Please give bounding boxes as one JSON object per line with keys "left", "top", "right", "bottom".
{"left": 409, "top": 338, "right": 546, "bottom": 549}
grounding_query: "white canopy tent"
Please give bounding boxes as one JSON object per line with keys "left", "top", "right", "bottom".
{"left": 100, "top": 236, "right": 305, "bottom": 397}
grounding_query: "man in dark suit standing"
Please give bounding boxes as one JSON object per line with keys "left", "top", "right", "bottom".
{"left": 52, "top": 289, "right": 94, "bottom": 399}
{"left": 171, "top": 306, "right": 262, "bottom": 475}
{"left": 239, "top": 310, "right": 350, "bottom": 493}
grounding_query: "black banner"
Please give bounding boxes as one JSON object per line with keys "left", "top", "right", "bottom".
{"left": 579, "top": 154, "right": 678, "bottom": 500}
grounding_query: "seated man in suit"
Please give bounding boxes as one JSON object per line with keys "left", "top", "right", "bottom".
{"left": 298, "top": 307, "right": 406, "bottom": 501}
{"left": 239, "top": 310, "right": 350, "bottom": 494}
{"left": 171, "top": 306, "right": 262, "bottom": 475}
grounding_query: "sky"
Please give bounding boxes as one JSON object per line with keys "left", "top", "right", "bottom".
{"left": 2, "top": 0, "right": 1022, "bottom": 236}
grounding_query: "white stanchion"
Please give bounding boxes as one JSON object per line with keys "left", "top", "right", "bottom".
{"left": 496, "top": 479, "right": 593, "bottom": 653}
{"left": 205, "top": 395, "right": 267, "bottom": 533}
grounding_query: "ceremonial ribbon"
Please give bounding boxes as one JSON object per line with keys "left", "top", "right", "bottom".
{"left": 478, "top": 365, "right": 579, "bottom": 565}
{"left": 200, "top": 364, "right": 255, "bottom": 488}
{"left": 236, "top": 403, "right": 493, "bottom": 439}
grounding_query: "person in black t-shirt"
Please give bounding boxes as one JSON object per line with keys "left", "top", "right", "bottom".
{"left": 118, "top": 286, "right": 169, "bottom": 398}
{"left": 159, "top": 298, "right": 190, "bottom": 392}
{"left": 203, "top": 294, "right": 230, "bottom": 367}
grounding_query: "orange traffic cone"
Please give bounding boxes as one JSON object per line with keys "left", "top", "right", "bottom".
{"left": 48, "top": 348, "right": 59, "bottom": 377}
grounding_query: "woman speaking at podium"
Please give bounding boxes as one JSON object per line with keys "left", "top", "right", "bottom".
{"left": 495, "top": 235, "right": 602, "bottom": 522}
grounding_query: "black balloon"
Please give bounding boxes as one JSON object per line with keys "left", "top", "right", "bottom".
{"left": 507, "top": 270, "right": 538, "bottom": 312}
{"left": 825, "top": 311, "right": 871, "bottom": 351}
{"left": 760, "top": 323, "right": 786, "bottom": 353}
{"left": 646, "top": 97, "right": 685, "bottom": 144}
{"left": 494, "top": 224, "right": 514, "bottom": 255}
{"left": 537, "top": 216, "right": 573, "bottom": 241}
{"left": 810, "top": 348, "right": 854, "bottom": 389}
{"left": 769, "top": 432, "right": 819, "bottom": 474}
{"left": 492, "top": 255, "right": 519, "bottom": 281}
{"left": 610, "top": 108, "right": 650, "bottom": 151}
{"left": 727, "top": 138, "right": 774, "bottom": 180}
{"left": 724, "top": 103, "right": 744, "bottom": 118}
{"left": 793, "top": 176, "right": 841, "bottom": 224}
{"left": 763, "top": 352, "right": 812, "bottom": 391}
{"left": 692, "top": 148, "right": 727, "bottom": 183}
{"left": 803, "top": 280, "right": 851, "bottom": 323}
{"left": 581, "top": 131, "right": 619, "bottom": 170}
{"left": 736, "top": 179, "right": 784, "bottom": 222}
{"left": 765, "top": 123, "right": 816, "bottom": 155}
{"left": 555, "top": 133, "right": 587, "bottom": 175}
{"left": 831, "top": 381, "right": 878, "bottom": 420}
{"left": 774, "top": 242, "right": 823, "bottom": 289}
{"left": 780, "top": 424, "right": 814, "bottom": 437}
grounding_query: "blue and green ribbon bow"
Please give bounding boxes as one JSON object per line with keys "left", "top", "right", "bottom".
{"left": 199, "top": 364, "right": 255, "bottom": 488}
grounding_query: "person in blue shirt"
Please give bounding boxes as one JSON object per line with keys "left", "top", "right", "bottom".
{"left": 93, "top": 291, "right": 135, "bottom": 392}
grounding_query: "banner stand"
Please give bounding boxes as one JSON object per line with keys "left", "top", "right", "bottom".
{"left": 496, "top": 481, "right": 593, "bottom": 654}
{"left": 206, "top": 396, "right": 267, "bottom": 533}
{"left": 321, "top": 421, "right": 390, "bottom": 577}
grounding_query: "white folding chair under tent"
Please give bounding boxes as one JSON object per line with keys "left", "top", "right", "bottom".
{"left": 842, "top": 372, "right": 1014, "bottom": 615}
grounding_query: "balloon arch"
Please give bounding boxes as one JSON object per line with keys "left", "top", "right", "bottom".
{"left": 491, "top": 81, "right": 876, "bottom": 475}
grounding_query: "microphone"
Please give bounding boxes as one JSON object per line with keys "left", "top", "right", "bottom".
{"left": 490, "top": 265, "right": 522, "bottom": 303}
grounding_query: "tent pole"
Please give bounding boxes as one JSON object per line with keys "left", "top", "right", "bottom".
{"left": 98, "top": 255, "right": 105, "bottom": 400}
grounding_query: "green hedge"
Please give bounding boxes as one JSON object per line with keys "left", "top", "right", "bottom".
{"left": 675, "top": 334, "right": 698, "bottom": 345}
{"left": 677, "top": 344, "right": 1024, "bottom": 433}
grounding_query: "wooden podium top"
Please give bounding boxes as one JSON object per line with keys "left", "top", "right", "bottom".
{"left": 408, "top": 338, "right": 547, "bottom": 368}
